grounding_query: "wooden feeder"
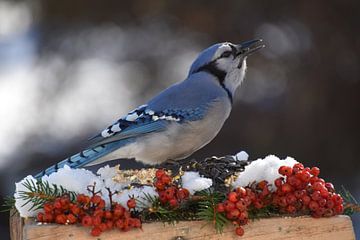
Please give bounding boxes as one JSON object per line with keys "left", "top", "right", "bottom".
{"left": 10, "top": 209, "right": 355, "bottom": 240}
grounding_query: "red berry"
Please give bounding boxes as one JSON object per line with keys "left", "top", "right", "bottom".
{"left": 133, "top": 218, "right": 142, "bottom": 228}
{"left": 293, "top": 163, "right": 304, "bottom": 173}
{"left": 92, "top": 216, "right": 102, "bottom": 226}
{"left": 326, "top": 199, "right": 335, "bottom": 209}
{"left": 155, "top": 181, "right": 165, "bottom": 190}
{"left": 177, "top": 188, "right": 190, "bottom": 200}
{"left": 275, "top": 177, "right": 284, "bottom": 188}
{"left": 294, "top": 190, "right": 305, "bottom": 199}
{"left": 106, "top": 220, "right": 114, "bottom": 229}
{"left": 298, "top": 171, "right": 311, "bottom": 182}
{"left": 93, "top": 209, "right": 104, "bottom": 217}
{"left": 309, "top": 201, "right": 319, "bottom": 211}
{"left": 227, "top": 209, "right": 240, "bottom": 220}
{"left": 169, "top": 198, "right": 178, "bottom": 208}
{"left": 161, "top": 174, "right": 171, "bottom": 185}
{"left": 115, "top": 219, "right": 124, "bottom": 229}
{"left": 228, "top": 192, "right": 238, "bottom": 203}
{"left": 99, "top": 223, "right": 107, "bottom": 231}
{"left": 235, "top": 226, "right": 244, "bottom": 236}
{"left": 334, "top": 204, "right": 344, "bottom": 214}
{"left": 43, "top": 213, "right": 54, "bottom": 222}
{"left": 91, "top": 195, "right": 102, "bottom": 205}
{"left": 60, "top": 197, "right": 70, "bottom": 206}
{"left": 257, "top": 180, "right": 268, "bottom": 190}
{"left": 312, "top": 182, "right": 325, "bottom": 191}
{"left": 235, "top": 199, "right": 247, "bottom": 211}
{"left": 91, "top": 227, "right": 102, "bottom": 237}
{"left": 254, "top": 200, "right": 263, "bottom": 209}
{"left": 318, "top": 198, "right": 327, "bottom": 207}
{"left": 53, "top": 200, "right": 62, "bottom": 209}
{"left": 216, "top": 203, "right": 225, "bottom": 213}
{"left": 301, "top": 195, "right": 311, "bottom": 206}
{"left": 113, "top": 206, "right": 125, "bottom": 218}
{"left": 311, "top": 191, "right": 322, "bottom": 201}
{"left": 104, "top": 211, "right": 112, "bottom": 219}
{"left": 235, "top": 187, "right": 247, "bottom": 197}
{"left": 287, "top": 175, "right": 302, "bottom": 188}
{"left": 281, "top": 183, "right": 293, "bottom": 193}
{"left": 158, "top": 191, "right": 167, "bottom": 203}
{"left": 238, "top": 211, "right": 248, "bottom": 221}
{"left": 43, "top": 203, "right": 53, "bottom": 213}
{"left": 325, "top": 182, "right": 335, "bottom": 192}
{"left": 278, "top": 196, "right": 288, "bottom": 207}
{"left": 70, "top": 205, "right": 80, "bottom": 215}
{"left": 310, "top": 167, "right": 320, "bottom": 177}
{"left": 98, "top": 199, "right": 106, "bottom": 209}
{"left": 224, "top": 200, "right": 236, "bottom": 212}
{"left": 286, "top": 205, "right": 297, "bottom": 214}
{"left": 332, "top": 194, "right": 343, "bottom": 205}
{"left": 320, "top": 189, "right": 329, "bottom": 198}
{"left": 279, "top": 166, "right": 293, "bottom": 176}
{"left": 165, "top": 187, "right": 176, "bottom": 200}
{"left": 67, "top": 214, "right": 77, "bottom": 224}
{"left": 286, "top": 193, "right": 297, "bottom": 205}
{"left": 155, "top": 169, "right": 166, "bottom": 179}
{"left": 127, "top": 198, "right": 136, "bottom": 209}
{"left": 37, "top": 212, "right": 44, "bottom": 222}
{"left": 55, "top": 214, "right": 67, "bottom": 224}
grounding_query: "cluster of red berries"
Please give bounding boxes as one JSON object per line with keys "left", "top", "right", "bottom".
{"left": 216, "top": 182, "right": 272, "bottom": 237}
{"left": 273, "top": 163, "right": 344, "bottom": 218}
{"left": 154, "top": 169, "right": 190, "bottom": 208}
{"left": 216, "top": 163, "right": 344, "bottom": 237}
{"left": 36, "top": 193, "right": 141, "bottom": 237}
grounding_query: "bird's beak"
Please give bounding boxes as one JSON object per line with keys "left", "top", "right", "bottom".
{"left": 236, "top": 39, "right": 265, "bottom": 56}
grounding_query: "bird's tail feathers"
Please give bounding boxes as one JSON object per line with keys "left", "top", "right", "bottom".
{"left": 34, "top": 139, "right": 133, "bottom": 179}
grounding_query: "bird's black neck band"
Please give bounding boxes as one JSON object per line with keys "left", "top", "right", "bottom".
{"left": 195, "top": 63, "right": 233, "bottom": 104}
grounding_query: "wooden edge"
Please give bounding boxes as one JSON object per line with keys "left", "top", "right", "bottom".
{"left": 10, "top": 209, "right": 23, "bottom": 240}
{"left": 11, "top": 212, "right": 356, "bottom": 240}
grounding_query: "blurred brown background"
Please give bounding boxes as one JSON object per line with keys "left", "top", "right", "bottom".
{"left": 0, "top": 0, "right": 359, "bottom": 239}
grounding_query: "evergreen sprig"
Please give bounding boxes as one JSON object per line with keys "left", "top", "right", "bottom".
{"left": 16, "top": 179, "right": 77, "bottom": 211}
{"left": 138, "top": 193, "right": 198, "bottom": 224}
{"left": 340, "top": 185, "right": 360, "bottom": 215}
{"left": 196, "top": 188, "right": 229, "bottom": 233}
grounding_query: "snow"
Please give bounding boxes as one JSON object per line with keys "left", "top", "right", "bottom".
{"left": 233, "top": 155, "right": 298, "bottom": 190}
{"left": 234, "top": 151, "right": 249, "bottom": 161}
{"left": 14, "top": 175, "right": 41, "bottom": 217}
{"left": 181, "top": 171, "right": 213, "bottom": 194}
{"left": 41, "top": 165, "right": 104, "bottom": 195}
{"left": 112, "top": 186, "right": 158, "bottom": 210}
{"left": 96, "top": 165, "right": 126, "bottom": 192}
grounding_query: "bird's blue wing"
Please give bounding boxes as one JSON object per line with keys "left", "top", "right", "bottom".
{"left": 88, "top": 104, "right": 207, "bottom": 148}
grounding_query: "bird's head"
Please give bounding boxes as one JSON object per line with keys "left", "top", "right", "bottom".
{"left": 189, "top": 40, "right": 265, "bottom": 101}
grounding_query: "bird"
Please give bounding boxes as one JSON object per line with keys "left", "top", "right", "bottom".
{"left": 35, "top": 39, "right": 265, "bottom": 178}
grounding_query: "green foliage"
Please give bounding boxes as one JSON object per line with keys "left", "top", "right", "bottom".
{"left": 1, "top": 196, "right": 16, "bottom": 213}
{"left": 340, "top": 185, "right": 360, "bottom": 215}
{"left": 16, "top": 179, "right": 77, "bottom": 211}
{"left": 138, "top": 193, "right": 198, "bottom": 224}
{"left": 196, "top": 189, "right": 229, "bottom": 233}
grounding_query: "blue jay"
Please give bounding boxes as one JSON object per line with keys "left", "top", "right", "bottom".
{"left": 35, "top": 40, "right": 264, "bottom": 178}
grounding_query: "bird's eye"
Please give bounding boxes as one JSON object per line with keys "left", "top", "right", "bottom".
{"left": 220, "top": 51, "right": 232, "bottom": 58}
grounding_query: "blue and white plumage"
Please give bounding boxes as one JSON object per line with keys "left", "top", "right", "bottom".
{"left": 35, "top": 40, "right": 264, "bottom": 178}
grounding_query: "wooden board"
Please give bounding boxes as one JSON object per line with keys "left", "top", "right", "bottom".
{"left": 10, "top": 210, "right": 355, "bottom": 240}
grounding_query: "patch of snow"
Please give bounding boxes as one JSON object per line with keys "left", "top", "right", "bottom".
{"left": 14, "top": 175, "right": 41, "bottom": 217}
{"left": 181, "top": 171, "right": 212, "bottom": 194}
{"left": 112, "top": 186, "right": 158, "bottom": 210}
{"left": 232, "top": 155, "right": 298, "bottom": 190}
{"left": 234, "top": 151, "right": 249, "bottom": 161}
